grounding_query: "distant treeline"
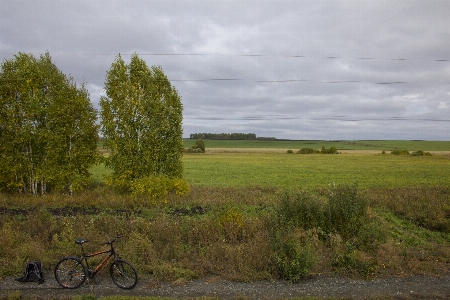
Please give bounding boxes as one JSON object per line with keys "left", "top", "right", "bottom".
{"left": 190, "top": 133, "right": 261, "bottom": 140}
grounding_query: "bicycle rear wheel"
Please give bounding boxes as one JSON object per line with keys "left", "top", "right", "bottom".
{"left": 54, "top": 257, "right": 86, "bottom": 289}
{"left": 110, "top": 259, "right": 138, "bottom": 289}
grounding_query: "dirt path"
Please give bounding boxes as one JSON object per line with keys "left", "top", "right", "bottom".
{"left": 2, "top": 274, "right": 450, "bottom": 299}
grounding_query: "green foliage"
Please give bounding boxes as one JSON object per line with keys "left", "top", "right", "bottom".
{"left": 100, "top": 53, "right": 184, "bottom": 191}
{"left": 411, "top": 150, "right": 432, "bottom": 156}
{"left": 195, "top": 138, "right": 206, "bottom": 152}
{"left": 0, "top": 52, "right": 99, "bottom": 194}
{"left": 391, "top": 149, "right": 410, "bottom": 155}
{"left": 323, "top": 183, "right": 369, "bottom": 239}
{"left": 297, "top": 148, "right": 319, "bottom": 154}
{"left": 190, "top": 132, "right": 257, "bottom": 139}
{"left": 272, "top": 227, "right": 318, "bottom": 282}
{"left": 296, "top": 146, "right": 338, "bottom": 154}
{"left": 331, "top": 242, "right": 378, "bottom": 278}
{"left": 186, "top": 138, "right": 206, "bottom": 153}
{"left": 321, "top": 145, "right": 338, "bottom": 154}
{"left": 275, "top": 184, "right": 369, "bottom": 238}
{"left": 276, "top": 191, "right": 325, "bottom": 230}
{"left": 129, "top": 175, "right": 191, "bottom": 203}
{"left": 272, "top": 184, "right": 377, "bottom": 280}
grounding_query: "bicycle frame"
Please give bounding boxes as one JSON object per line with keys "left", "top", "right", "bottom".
{"left": 78, "top": 240, "right": 118, "bottom": 278}
{"left": 55, "top": 235, "right": 138, "bottom": 290}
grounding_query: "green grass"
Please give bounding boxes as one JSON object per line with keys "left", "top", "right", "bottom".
{"left": 182, "top": 153, "right": 450, "bottom": 189}
{"left": 91, "top": 150, "right": 450, "bottom": 189}
{"left": 182, "top": 139, "right": 450, "bottom": 151}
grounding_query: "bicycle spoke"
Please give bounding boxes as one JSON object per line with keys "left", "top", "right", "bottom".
{"left": 110, "top": 260, "right": 138, "bottom": 289}
{"left": 54, "top": 257, "right": 86, "bottom": 289}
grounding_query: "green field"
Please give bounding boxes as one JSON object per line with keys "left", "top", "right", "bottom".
{"left": 94, "top": 140, "right": 450, "bottom": 189}
{"left": 183, "top": 152, "right": 450, "bottom": 189}
{"left": 182, "top": 139, "right": 450, "bottom": 151}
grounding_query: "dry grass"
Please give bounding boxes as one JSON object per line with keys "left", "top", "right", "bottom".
{"left": 1, "top": 185, "right": 450, "bottom": 281}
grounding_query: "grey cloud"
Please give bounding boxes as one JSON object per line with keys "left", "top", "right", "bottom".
{"left": 1, "top": 0, "right": 449, "bottom": 140}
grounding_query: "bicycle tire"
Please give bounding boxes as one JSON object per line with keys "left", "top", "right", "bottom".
{"left": 54, "top": 257, "right": 86, "bottom": 289}
{"left": 110, "top": 259, "right": 138, "bottom": 289}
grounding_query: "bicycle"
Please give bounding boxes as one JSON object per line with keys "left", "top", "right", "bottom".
{"left": 54, "top": 235, "right": 138, "bottom": 289}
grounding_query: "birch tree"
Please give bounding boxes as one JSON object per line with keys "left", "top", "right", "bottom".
{"left": 100, "top": 53, "right": 184, "bottom": 190}
{"left": 0, "top": 52, "right": 99, "bottom": 194}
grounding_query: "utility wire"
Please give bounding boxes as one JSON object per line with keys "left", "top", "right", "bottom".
{"left": 1, "top": 52, "right": 449, "bottom": 62}
{"left": 184, "top": 116, "right": 450, "bottom": 122}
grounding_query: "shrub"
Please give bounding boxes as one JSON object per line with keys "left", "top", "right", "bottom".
{"left": 297, "top": 148, "right": 318, "bottom": 154}
{"left": 185, "top": 147, "right": 204, "bottom": 153}
{"left": 186, "top": 138, "right": 206, "bottom": 153}
{"left": 272, "top": 228, "right": 318, "bottom": 282}
{"left": 321, "top": 145, "right": 338, "bottom": 154}
{"left": 324, "top": 183, "right": 369, "bottom": 239}
{"left": 331, "top": 242, "right": 378, "bottom": 278}
{"left": 287, "top": 150, "right": 294, "bottom": 154}
{"left": 272, "top": 184, "right": 372, "bottom": 280}
{"left": 411, "top": 150, "right": 432, "bottom": 156}
{"left": 391, "top": 149, "right": 409, "bottom": 155}
{"left": 276, "top": 191, "right": 325, "bottom": 230}
{"left": 276, "top": 184, "right": 369, "bottom": 239}
{"left": 129, "top": 175, "right": 190, "bottom": 203}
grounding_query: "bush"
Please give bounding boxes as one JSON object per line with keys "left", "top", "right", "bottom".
{"left": 411, "top": 150, "right": 432, "bottom": 156}
{"left": 274, "top": 232, "right": 317, "bottom": 282}
{"left": 186, "top": 138, "right": 206, "bottom": 153}
{"left": 185, "top": 147, "right": 203, "bottom": 153}
{"left": 287, "top": 150, "right": 294, "bottom": 154}
{"left": 391, "top": 149, "right": 409, "bottom": 155}
{"left": 272, "top": 184, "right": 374, "bottom": 280}
{"left": 275, "top": 184, "right": 370, "bottom": 239}
{"left": 331, "top": 242, "right": 378, "bottom": 278}
{"left": 324, "top": 183, "right": 369, "bottom": 239}
{"left": 297, "top": 148, "right": 318, "bottom": 154}
{"left": 321, "top": 146, "right": 338, "bottom": 154}
{"left": 130, "top": 175, "right": 190, "bottom": 203}
{"left": 276, "top": 191, "right": 325, "bottom": 230}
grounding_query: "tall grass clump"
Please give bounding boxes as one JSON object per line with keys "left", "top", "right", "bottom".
{"left": 367, "top": 186, "right": 450, "bottom": 232}
{"left": 275, "top": 183, "right": 369, "bottom": 238}
{"left": 272, "top": 183, "right": 385, "bottom": 280}
{"left": 323, "top": 183, "right": 369, "bottom": 239}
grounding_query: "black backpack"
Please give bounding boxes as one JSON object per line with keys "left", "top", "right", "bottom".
{"left": 16, "top": 261, "right": 45, "bottom": 284}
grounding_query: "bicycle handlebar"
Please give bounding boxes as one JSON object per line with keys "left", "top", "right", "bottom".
{"left": 101, "top": 235, "right": 123, "bottom": 246}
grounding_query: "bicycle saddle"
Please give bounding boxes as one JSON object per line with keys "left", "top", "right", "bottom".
{"left": 75, "top": 238, "right": 88, "bottom": 245}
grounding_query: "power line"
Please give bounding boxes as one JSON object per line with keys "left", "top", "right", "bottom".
{"left": 1, "top": 52, "right": 449, "bottom": 62}
{"left": 184, "top": 116, "right": 450, "bottom": 122}
{"left": 0, "top": 77, "right": 414, "bottom": 85}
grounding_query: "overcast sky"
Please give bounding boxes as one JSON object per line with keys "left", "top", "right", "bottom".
{"left": 1, "top": 0, "right": 449, "bottom": 140}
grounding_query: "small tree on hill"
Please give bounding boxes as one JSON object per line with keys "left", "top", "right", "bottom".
{"left": 194, "top": 138, "right": 206, "bottom": 153}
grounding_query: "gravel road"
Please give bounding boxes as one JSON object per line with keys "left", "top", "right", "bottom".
{"left": 2, "top": 274, "right": 450, "bottom": 299}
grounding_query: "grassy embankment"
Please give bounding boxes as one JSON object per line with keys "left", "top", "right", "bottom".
{"left": 1, "top": 140, "right": 449, "bottom": 287}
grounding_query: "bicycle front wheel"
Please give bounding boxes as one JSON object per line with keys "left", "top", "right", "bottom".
{"left": 110, "top": 259, "right": 138, "bottom": 289}
{"left": 54, "top": 257, "right": 86, "bottom": 289}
